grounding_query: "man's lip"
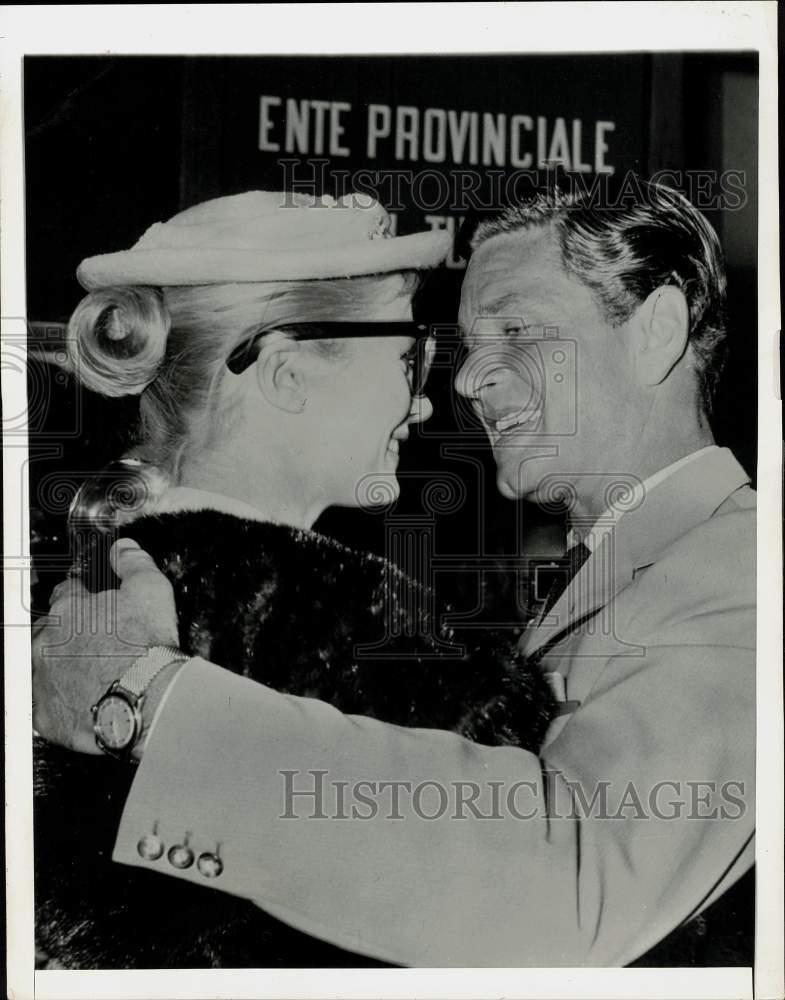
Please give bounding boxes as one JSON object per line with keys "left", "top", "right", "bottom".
{"left": 481, "top": 405, "right": 543, "bottom": 434}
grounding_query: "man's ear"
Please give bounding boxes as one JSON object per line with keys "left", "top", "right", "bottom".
{"left": 633, "top": 285, "right": 690, "bottom": 386}
{"left": 254, "top": 332, "right": 308, "bottom": 413}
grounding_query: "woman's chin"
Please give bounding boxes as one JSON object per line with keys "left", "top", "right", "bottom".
{"left": 353, "top": 471, "right": 401, "bottom": 509}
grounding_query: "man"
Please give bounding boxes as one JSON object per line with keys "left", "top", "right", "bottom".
{"left": 33, "top": 181, "right": 755, "bottom": 966}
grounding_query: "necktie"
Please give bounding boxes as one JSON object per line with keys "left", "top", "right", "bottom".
{"left": 540, "top": 540, "right": 592, "bottom": 617}
{"left": 531, "top": 540, "right": 593, "bottom": 715}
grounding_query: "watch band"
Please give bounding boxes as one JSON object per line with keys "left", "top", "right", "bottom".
{"left": 92, "top": 646, "right": 189, "bottom": 761}
{"left": 118, "top": 645, "right": 189, "bottom": 699}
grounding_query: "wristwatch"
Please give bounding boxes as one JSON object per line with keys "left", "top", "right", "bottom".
{"left": 91, "top": 645, "right": 188, "bottom": 759}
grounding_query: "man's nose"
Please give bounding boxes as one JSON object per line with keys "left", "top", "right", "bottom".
{"left": 454, "top": 352, "right": 502, "bottom": 400}
{"left": 408, "top": 394, "right": 434, "bottom": 424}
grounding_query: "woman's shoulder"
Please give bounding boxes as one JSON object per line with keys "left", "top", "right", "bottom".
{"left": 123, "top": 509, "right": 426, "bottom": 595}
{"left": 126, "top": 508, "right": 296, "bottom": 552}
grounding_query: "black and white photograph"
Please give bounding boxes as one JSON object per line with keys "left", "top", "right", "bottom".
{"left": 2, "top": 4, "right": 782, "bottom": 999}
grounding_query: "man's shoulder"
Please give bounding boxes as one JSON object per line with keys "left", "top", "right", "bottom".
{"left": 715, "top": 481, "right": 756, "bottom": 513}
{"left": 663, "top": 494, "right": 753, "bottom": 574}
{"left": 621, "top": 490, "right": 755, "bottom": 648}
{"left": 657, "top": 480, "right": 755, "bottom": 571}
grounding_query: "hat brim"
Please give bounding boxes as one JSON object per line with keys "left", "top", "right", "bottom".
{"left": 77, "top": 230, "right": 452, "bottom": 290}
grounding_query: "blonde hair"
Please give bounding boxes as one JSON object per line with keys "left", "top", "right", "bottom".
{"left": 68, "top": 272, "right": 418, "bottom": 529}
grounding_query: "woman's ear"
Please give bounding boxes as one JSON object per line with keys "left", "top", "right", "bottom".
{"left": 254, "top": 332, "right": 308, "bottom": 413}
{"left": 632, "top": 285, "right": 690, "bottom": 386}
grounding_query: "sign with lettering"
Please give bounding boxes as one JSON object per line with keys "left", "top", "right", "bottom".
{"left": 258, "top": 96, "right": 617, "bottom": 173}
{"left": 183, "top": 54, "right": 648, "bottom": 267}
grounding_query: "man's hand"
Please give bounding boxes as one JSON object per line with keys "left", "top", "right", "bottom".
{"left": 32, "top": 538, "right": 179, "bottom": 754}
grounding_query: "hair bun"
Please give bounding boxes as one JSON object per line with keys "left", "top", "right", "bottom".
{"left": 66, "top": 287, "right": 170, "bottom": 397}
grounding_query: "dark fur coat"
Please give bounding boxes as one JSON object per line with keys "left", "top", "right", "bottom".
{"left": 35, "top": 510, "right": 557, "bottom": 970}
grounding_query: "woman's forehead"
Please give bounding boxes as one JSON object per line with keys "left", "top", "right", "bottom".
{"left": 366, "top": 292, "right": 414, "bottom": 322}
{"left": 366, "top": 332, "right": 415, "bottom": 352}
{"left": 322, "top": 331, "right": 413, "bottom": 355}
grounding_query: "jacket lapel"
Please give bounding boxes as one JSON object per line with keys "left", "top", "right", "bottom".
{"left": 519, "top": 523, "right": 633, "bottom": 658}
{"left": 519, "top": 448, "right": 751, "bottom": 659}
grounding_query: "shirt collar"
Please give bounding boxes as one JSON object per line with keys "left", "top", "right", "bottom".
{"left": 567, "top": 445, "right": 723, "bottom": 553}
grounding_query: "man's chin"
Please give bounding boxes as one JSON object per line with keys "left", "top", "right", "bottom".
{"left": 495, "top": 471, "right": 529, "bottom": 501}
{"left": 493, "top": 448, "right": 557, "bottom": 503}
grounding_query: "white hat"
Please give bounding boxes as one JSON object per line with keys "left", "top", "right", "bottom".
{"left": 76, "top": 191, "right": 451, "bottom": 290}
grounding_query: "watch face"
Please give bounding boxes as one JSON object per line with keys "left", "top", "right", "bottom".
{"left": 94, "top": 693, "right": 139, "bottom": 751}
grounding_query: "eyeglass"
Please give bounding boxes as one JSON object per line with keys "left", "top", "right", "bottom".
{"left": 226, "top": 322, "right": 437, "bottom": 397}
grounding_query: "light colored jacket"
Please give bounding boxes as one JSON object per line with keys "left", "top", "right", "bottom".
{"left": 113, "top": 447, "right": 755, "bottom": 966}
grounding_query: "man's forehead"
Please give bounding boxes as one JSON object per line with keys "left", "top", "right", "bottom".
{"left": 459, "top": 228, "right": 561, "bottom": 322}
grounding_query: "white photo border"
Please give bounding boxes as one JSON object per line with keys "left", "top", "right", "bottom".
{"left": 2, "top": 4, "right": 781, "bottom": 999}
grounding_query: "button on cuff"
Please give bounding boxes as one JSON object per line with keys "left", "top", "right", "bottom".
{"left": 197, "top": 852, "right": 224, "bottom": 878}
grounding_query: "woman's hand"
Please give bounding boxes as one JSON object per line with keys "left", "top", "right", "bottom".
{"left": 32, "top": 538, "right": 179, "bottom": 754}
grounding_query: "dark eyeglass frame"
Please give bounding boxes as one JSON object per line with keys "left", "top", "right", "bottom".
{"left": 226, "top": 321, "right": 437, "bottom": 397}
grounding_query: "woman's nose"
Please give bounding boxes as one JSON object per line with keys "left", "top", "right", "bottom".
{"left": 408, "top": 394, "right": 434, "bottom": 424}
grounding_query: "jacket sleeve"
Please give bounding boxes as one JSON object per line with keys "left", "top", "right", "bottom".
{"left": 112, "top": 632, "right": 755, "bottom": 967}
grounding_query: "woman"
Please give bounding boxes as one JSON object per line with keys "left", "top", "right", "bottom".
{"left": 35, "top": 191, "right": 555, "bottom": 969}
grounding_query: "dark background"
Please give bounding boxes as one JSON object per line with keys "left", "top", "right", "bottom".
{"left": 24, "top": 53, "right": 758, "bottom": 623}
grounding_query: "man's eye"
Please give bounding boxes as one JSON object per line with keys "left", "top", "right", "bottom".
{"left": 504, "top": 323, "right": 525, "bottom": 337}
